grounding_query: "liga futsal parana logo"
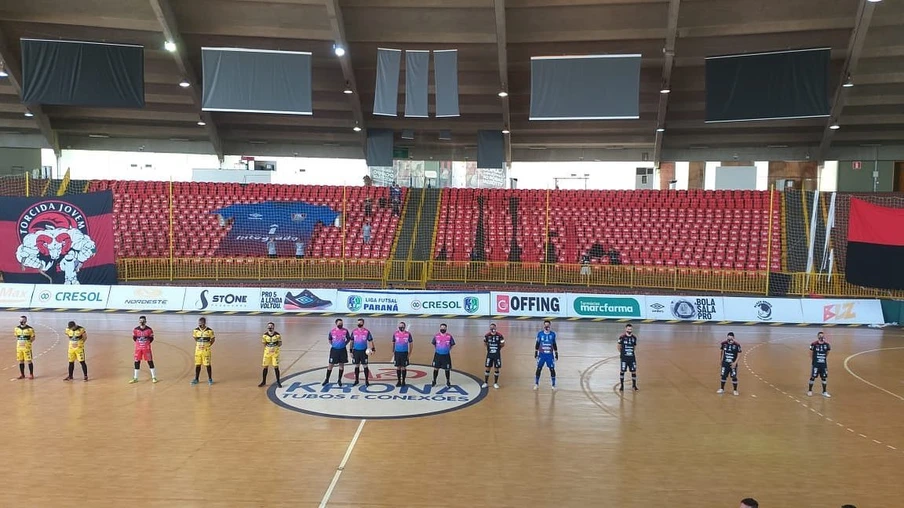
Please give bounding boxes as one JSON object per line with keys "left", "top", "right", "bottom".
{"left": 268, "top": 364, "right": 487, "bottom": 419}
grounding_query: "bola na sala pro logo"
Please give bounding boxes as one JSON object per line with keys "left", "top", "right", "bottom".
{"left": 268, "top": 364, "right": 487, "bottom": 419}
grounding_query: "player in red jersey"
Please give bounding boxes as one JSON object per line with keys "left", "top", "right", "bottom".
{"left": 130, "top": 316, "right": 158, "bottom": 383}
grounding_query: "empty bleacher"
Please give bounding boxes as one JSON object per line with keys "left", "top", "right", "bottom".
{"left": 90, "top": 180, "right": 402, "bottom": 260}
{"left": 434, "top": 188, "right": 781, "bottom": 271}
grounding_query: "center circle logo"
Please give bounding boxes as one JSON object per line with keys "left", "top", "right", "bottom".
{"left": 268, "top": 364, "right": 488, "bottom": 419}
{"left": 410, "top": 299, "right": 422, "bottom": 310}
{"left": 38, "top": 290, "right": 51, "bottom": 302}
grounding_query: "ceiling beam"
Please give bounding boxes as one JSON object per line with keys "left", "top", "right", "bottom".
{"left": 817, "top": 0, "right": 878, "bottom": 163}
{"left": 653, "top": 0, "right": 680, "bottom": 167}
{"left": 324, "top": 0, "right": 367, "bottom": 157}
{"left": 148, "top": 0, "right": 225, "bottom": 162}
{"left": 0, "top": 27, "right": 61, "bottom": 157}
{"left": 493, "top": 0, "right": 512, "bottom": 163}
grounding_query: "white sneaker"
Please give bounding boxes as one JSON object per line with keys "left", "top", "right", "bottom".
{"left": 551, "top": 386, "right": 556, "bottom": 391}
{"left": 481, "top": 382, "right": 488, "bottom": 388}
{"left": 533, "top": 384, "right": 538, "bottom": 390}
{"left": 733, "top": 390, "right": 739, "bottom": 396}
{"left": 716, "top": 388, "right": 724, "bottom": 394}
{"left": 493, "top": 383, "right": 499, "bottom": 389}
{"left": 822, "top": 392, "right": 831, "bottom": 398}
{"left": 807, "top": 391, "right": 813, "bottom": 396}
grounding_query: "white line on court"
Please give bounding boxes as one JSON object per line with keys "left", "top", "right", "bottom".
{"left": 319, "top": 419, "right": 367, "bottom": 508}
{"left": 843, "top": 347, "right": 904, "bottom": 402}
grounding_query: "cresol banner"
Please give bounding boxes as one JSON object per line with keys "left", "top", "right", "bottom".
{"left": 337, "top": 290, "right": 489, "bottom": 316}
{"left": 30, "top": 285, "right": 111, "bottom": 309}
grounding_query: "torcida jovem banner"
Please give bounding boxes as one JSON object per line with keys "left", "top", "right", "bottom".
{"left": 0, "top": 191, "right": 118, "bottom": 285}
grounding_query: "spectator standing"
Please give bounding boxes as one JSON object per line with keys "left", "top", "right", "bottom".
{"left": 363, "top": 221, "right": 372, "bottom": 244}
{"left": 267, "top": 237, "right": 277, "bottom": 258}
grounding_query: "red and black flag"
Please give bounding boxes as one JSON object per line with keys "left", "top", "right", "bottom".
{"left": 845, "top": 198, "right": 904, "bottom": 290}
{"left": 0, "top": 191, "right": 117, "bottom": 285}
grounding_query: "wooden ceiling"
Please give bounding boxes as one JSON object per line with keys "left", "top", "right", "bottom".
{"left": 0, "top": 0, "right": 901, "bottom": 163}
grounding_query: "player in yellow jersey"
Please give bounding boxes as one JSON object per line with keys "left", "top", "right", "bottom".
{"left": 64, "top": 320, "right": 89, "bottom": 381}
{"left": 191, "top": 317, "right": 215, "bottom": 385}
{"left": 259, "top": 322, "right": 283, "bottom": 388}
{"left": 14, "top": 315, "right": 36, "bottom": 380}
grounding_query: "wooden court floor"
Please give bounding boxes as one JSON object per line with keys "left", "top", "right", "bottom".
{"left": 1, "top": 311, "right": 902, "bottom": 508}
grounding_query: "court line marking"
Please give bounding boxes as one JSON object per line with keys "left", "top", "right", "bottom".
{"left": 843, "top": 347, "right": 904, "bottom": 402}
{"left": 319, "top": 418, "right": 366, "bottom": 508}
{"left": 578, "top": 355, "right": 621, "bottom": 418}
{"left": 744, "top": 340, "right": 904, "bottom": 457}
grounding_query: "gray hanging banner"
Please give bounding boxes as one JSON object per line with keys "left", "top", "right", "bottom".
{"left": 366, "top": 128, "right": 394, "bottom": 167}
{"left": 374, "top": 48, "right": 401, "bottom": 117}
{"left": 405, "top": 50, "right": 429, "bottom": 118}
{"left": 477, "top": 130, "right": 505, "bottom": 169}
{"left": 434, "top": 50, "right": 460, "bottom": 117}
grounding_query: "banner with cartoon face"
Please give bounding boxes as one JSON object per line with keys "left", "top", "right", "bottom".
{"left": 0, "top": 191, "right": 117, "bottom": 285}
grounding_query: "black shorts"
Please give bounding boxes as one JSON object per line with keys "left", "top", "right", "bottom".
{"left": 393, "top": 351, "right": 410, "bottom": 367}
{"left": 351, "top": 349, "right": 369, "bottom": 365}
{"left": 811, "top": 364, "right": 828, "bottom": 379}
{"left": 432, "top": 353, "right": 452, "bottom": 370}
{"left": 485, "top": 355, "right": 502, "bottom": 369}
{"left": 329, "top": 348, "right": 348, "bottom": 365}
{"left": 620, "top": 357, "right": 636, "bottom": 372}
{"left": 720, "top": 362, "right": 738, "bottom": 379}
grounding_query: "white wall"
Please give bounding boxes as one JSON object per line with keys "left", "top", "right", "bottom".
{"left": 714, "top": 166, "right": 757, "bottom": 190}
{"left": 508, "top": 161, "right": 654, "bottom": 189}
{"left": 704, "top": 161, "right": 718, "bottom": 190}
{"left": 674, "top": 161, "right": 689, "bottom": 190}
{"left": 57, "top": 150, "right": 369, "bottom": 185}
{"left": 818, "top": 161, "right": 838, "bottom": 191}
{"left": 755, "top": 161, "right": 769, "bottom": 190}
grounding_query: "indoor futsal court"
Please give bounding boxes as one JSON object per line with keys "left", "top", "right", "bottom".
{"left": 2, "top": 310, "right": 902, "bottom": 508}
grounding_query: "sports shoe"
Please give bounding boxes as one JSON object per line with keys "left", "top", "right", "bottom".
{"left": 190, "top": 379, "right": 199, "bottom": 385}
{"left": 716, "top": 388, "right": 724, "bottom": 394}
{"left": 396, "top": 380, "right": 402, "bottom": 387}
{"left": 15, "top": 375, "right": 25, "bottom": 380}
{"left": 481, "top": 382, "right": 488, "bottom": 388}
{"left": 208, "top": 379, "right": 214, "bottom": 385}
{"left": 27, "top": 374, "right": 34, "bottom": 380}
{"left": 822, "top": 392, "right": 831, "bottom": 398}
{"left": 633, "top": 385, "right": 638, "bottom": 391}
{"left": 446, "top": 382, "right": 451, "bottom": 388}
{"left": 152, "top": 377, "right": 158, "bottom": 384}
{"left": 63, "top": 376, "right": 73, "bottom": 381}
{"left": 619, "top": 385, "right": 624, "bottom": 392}
{"left": 353, "top": 379, "right": 360, "bottom": 386}
{"left": 129, "top": 378, "right": 139, "bottom": 384}
{"left": 283, "top": 290, "right": 332, "bottom": 310}
{"left": 551, "top": 386, "right": 556, "bottom": 391}
{"left": 432, "top": 380, "right": 437, "bottom": 387}
{"left": 277, "top": 382, "right": 283, "bottom": 388}
{"left": 733, "top": 390, "right": 739, "bottom": 396}
{"left": 83, "top": 376, "right": 88, "bottom": 382}
{"left": 493, "top": 383, "right": 499, "bottom": 389}
{"left": 807, "top": 391, "right": 813, "bottom": 396}
{"left": 258, "top": 381, "right": 266, "bottom": 387}
{"left": 533, "top": 384, "right": 538, "bottom": 390}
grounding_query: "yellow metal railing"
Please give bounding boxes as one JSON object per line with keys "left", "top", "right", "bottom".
{"left": 115, "top": 257, "right": 904, "bottom": 299}
{"left": 56, "top": 168, "right": 71, "bottom": 196}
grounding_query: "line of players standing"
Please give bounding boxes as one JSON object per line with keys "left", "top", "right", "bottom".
{"left": 616, "top": 324, "right": 833, "bottom": 397}
{"left": 13, "top": 315, "right": 831, "bottom": 397}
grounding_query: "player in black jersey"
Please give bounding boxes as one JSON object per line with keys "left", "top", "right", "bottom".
{"left": 807, "top": 331, "right": 831, "bottom": 397}
{"left": 717, "top": 332, "right": 741, "bottom": 395}
{"left": 617, "top": 324, "right": 638, "bottom": 391}
{"left": 482, "top": 323, "right": 505, "bottom": 389}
